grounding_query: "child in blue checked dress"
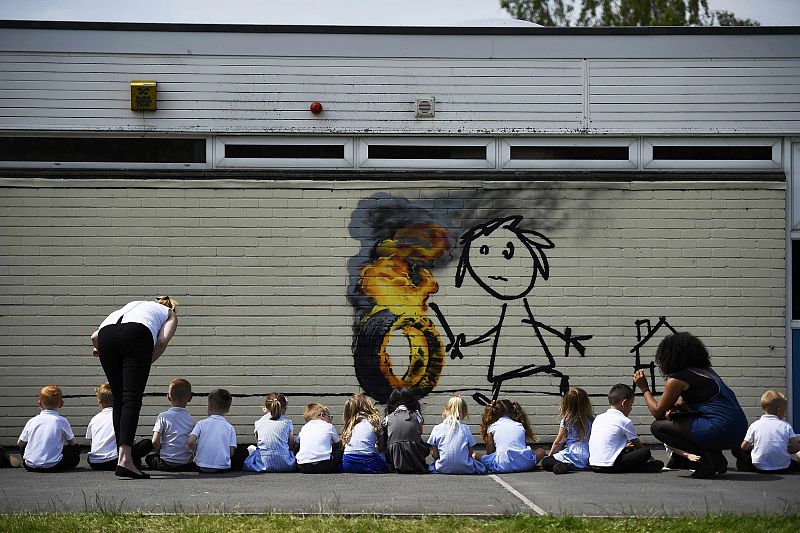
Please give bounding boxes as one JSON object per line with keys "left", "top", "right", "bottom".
{"left": 242, "top": 393, "right": 296, "bottom": 472}
{"left": 474, "top": 399, "right": 545, "bottom": 473}
{"left": 541, "top": 387, "right": 594, "bottom": 474}
{"left": 427, "top": 396, "right": 486, "bottom": 475}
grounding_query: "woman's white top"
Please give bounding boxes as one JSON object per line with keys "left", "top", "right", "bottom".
{"left": 99, "top": 301, "right": 171, "bottom": 345}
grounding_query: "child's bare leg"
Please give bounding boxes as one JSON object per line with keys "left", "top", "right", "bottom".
{"left": 472, "top": 451, "right": 484, "bottom": 460}
{"left": 533, "top": 448, "right": 546, "bottom": 463}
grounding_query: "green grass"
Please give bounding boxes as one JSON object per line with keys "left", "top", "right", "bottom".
{"left": 0, "top": 514, "right": 798, "bottom": 533}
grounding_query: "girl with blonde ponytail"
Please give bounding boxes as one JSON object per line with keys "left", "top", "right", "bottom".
{"left": 427, "top": 396, "right": 486, "bottom": 474}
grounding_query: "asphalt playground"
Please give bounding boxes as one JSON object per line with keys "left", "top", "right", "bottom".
{"left": 1, "top": 449, "right": 798, "bottom": 516}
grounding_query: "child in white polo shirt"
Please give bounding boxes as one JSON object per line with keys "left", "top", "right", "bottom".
{"left": 145, "top": 378, "right": 197, "bottom": 472}
{"left": 18, "top": 385, "right": 80, "bottom": 473}
{"left": 734, "top": 390, "right": 800, "bottom": 473}
{"left": 589, "top": 383, "right": 664, "bottom": 474}
{"left": 189, "top": 388, "right": 240, "bottom": 473}
{"left": 85, "top": 383, "right": 118, "bottom": 470}
{"left": 296, "top": 402, "right": 342, "bottom": 474}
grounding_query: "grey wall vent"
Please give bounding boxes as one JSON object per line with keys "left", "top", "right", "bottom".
{"left": 415, "top": 97, "right": 435, "bottom": 118}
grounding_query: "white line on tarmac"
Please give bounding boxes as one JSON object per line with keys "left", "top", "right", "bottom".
{"left": 489, "top": 474, "right": 547, "bottom": 516}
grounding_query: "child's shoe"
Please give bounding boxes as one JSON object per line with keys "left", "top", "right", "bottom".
{"left": 552, "top": 462, "right": 569, "bottom": 475}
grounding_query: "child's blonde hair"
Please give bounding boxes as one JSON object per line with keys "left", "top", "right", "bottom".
{"left": 341, "top": 394, "right": 382, "bottom": 445}
{"left": 208, "top": 388, "right": 232, "bottom": 413}
{"left": 95, "top": 383, "right": 113, "bottom": 406}
{"left": 39, "top": 385, "right": 63, "bottom": 409}
{"left": 168, "top": 378, "right": 192, "bottom": 402}
{"left": 442, "top": 396, "right": 469, "bottom": 435}
{"left": 480, "top": 399, "right": 538, "bottom": 444}
{"left": 760, "top": 390, "right": 788, "bottom": 414}
{"left": 264, "top": 392, "right": 288, "bottom": 419}
{"left": 304, "top": 402, "right": 329, "bottom": 422}
{"left": 559, "top": 387, "right": 594, "bottom": 442}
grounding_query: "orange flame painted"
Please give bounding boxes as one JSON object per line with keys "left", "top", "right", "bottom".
{"left": 354, "top": 223, "right": 450, "bottom": 399}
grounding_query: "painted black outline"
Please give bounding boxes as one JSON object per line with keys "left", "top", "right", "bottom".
{"left": 629, "top": 316, "right": 677, "bottom": 395}
{"left": 430, "top": 215, "right": 591, "bottom": 406}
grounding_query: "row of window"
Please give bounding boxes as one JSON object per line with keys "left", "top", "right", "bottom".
{"left": 0, "top": 136, "right": 782, "bottom": 170}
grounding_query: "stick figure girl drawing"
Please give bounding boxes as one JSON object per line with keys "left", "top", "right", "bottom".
{"left": 430, "top": 216, "right": 591, "bottom": 404}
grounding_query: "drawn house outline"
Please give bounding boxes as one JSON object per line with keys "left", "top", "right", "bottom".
{"left": 629, "top": 316, "right": 677, "bottom": 395}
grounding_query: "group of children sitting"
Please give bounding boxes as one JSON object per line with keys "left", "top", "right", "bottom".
{"left": 8, "top": 378, "right": 800, "bottom": 476}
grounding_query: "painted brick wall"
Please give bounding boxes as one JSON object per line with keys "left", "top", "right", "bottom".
{"left": 0, "top": 177, "right": 786, "bottom": 444}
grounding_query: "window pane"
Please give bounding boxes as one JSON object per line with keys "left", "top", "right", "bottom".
{"left": 225, "top": 144, "right": 344, "bottom": 159}
{"left": 0, "top": 137, "right": 205, "bottom": 163}
{"left": 368, "top": 145, "right": 486, "bottom": 160}
{"left": 510, "top": 146, "right": 630, "bottom": 160}
{"left": 653, "top": 145, "right": 772, "bottom": 161}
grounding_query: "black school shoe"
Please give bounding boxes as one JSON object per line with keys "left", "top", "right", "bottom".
{"left": 690, "top": 454, "right": 717, "bottom": 479}
{"left": 641, "top": 460, "right": 665, "bottom": 473}
{"left": 710, "top": 450, "right": 728, "bottom": 474}
{"left": 115, "top": 465, "right": 150, "bottom": 479}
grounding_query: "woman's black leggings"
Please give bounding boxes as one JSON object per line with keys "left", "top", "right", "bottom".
{"left": 650, "top": 418, "right": 705, "bottom": 455}
{"left": 98, "top": 322, "right": 153, "bottom": 447}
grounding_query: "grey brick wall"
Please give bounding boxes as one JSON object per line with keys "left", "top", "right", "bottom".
{"left": 0, "top": 177, "right": 786, "bottom": 445}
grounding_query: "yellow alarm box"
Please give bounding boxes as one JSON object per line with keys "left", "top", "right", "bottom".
{"left": 131, "top": 81, "right": 157, "bottom": 111}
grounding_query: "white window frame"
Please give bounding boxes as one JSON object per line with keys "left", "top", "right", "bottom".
{"left": 357, "top": 137, "right": 495, "bottom": 169}
{"left": 500, "top": 137, "right": 638, "bottom": 170}
{"left": 214, "top": 136, "right": 354, "bottom": 169}
{"left": 0, "top": 133, "right": 212, "bottom": 170}
{"left": 642, "top": 137, "right": 782, "bottom": 171}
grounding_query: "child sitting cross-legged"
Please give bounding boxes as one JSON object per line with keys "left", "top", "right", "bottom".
{"left": 144, "top": 378, "right": 197, "bottom": 472}
{"left": 589, "top": 383, "right": 663, "bottom": 474}
{"left": 296, "top": 402, "right": 342, "bottom": 474}
{"left": 188, "top": 388, "right": 240, "bottom": 473}
{"left": 85, "top": 383, "right": 119, "bottom": 470}
{"left": 733, "top": 390, "right": 800, "bottom": 473}
{"left": 242, "top": 392, "right": 296, "bottom": 473}
{"left": 541, "top": 387, "right": 594, "bottom": 474}
{"left": 473, "top": 399, "right": 545, "bottom": 473}
{"left": 341, "top": 394, "right": 387, "bottom": 474}
{"left": 428, "top": 395, "right": 486, "bottom": 475}
{"left": 18, "top": 385, "right": 80, "bottom": 473}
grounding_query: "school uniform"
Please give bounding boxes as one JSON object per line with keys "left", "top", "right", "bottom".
{"left": 548, "top": 418, "right": 592, "bottom": 470}
{"left": 589, "top": 408, "right": 660, "bottom": 473}
{"left": 86, "top": 407, "right": 118, "bottom": 470}
{"left": 190, "top": 415, "right": 237, "bottom": 472}
{"left": 146, "top": 407, "right": 196, "bottom": 471}
{"left": 383, "top": 407, "right": 429, "bottom": 474}
{"left": 479, "top": 416, "right": 537, "bottom": 473}
{"left": 342, "top": 418, "right": 387, "bottom": 474}
{"left": 427, "top": 420, "right": 486, "bottom": 475}
{"left": 739, "top": 415, "right": 798, "bottom": 472}
{"left": 243, "top": 414, "right": 296, "bottom": 472}
{"left": 296, "top": 419, "right": 342, "bottom": 473}
{"left": 19, "top": 409, "right": 80, "bottom": 472}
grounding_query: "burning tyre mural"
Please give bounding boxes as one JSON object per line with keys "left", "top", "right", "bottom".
{"left": 352, "top": 223, "right": 451, "bottom": 403}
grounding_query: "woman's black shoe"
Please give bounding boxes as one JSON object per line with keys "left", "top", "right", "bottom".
{"left": 115, "top": 465, "right": 150, "bottom": 479}
{"left": 690, "top": 454, "right": 716, "bottom": 479}
{"left": 710, "top": 450, "right": 728, "bottom": 474}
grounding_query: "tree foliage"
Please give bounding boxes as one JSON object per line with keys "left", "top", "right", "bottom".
{"left": 499, "top": 0, "right": 760, "bottom": 26}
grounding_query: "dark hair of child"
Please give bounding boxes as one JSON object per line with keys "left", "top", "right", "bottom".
{"left": 385, "top": 388, "right": 421, "bottom": 420}
{"left": 607, "top": 383, "right": 634, "bottom": 406}
{"left": 479, "top": 399, "right": 538, "bottom": 444}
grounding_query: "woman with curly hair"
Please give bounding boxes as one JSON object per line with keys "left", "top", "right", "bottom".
{"left": 634, "top": 332, "right": 747, "bottom": 478}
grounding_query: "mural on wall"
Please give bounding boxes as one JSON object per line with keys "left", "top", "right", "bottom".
{"left": 630, "top": 316, "right": 677, "bottom": 395}
{"left": 348, "top": 196, "right": 459, "bottom": 403}
{"left": 349, "top": 200, "right": 593, "bottom": 404}
{"left": 430, "top": 216, "right": 592, "bottom": 405}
